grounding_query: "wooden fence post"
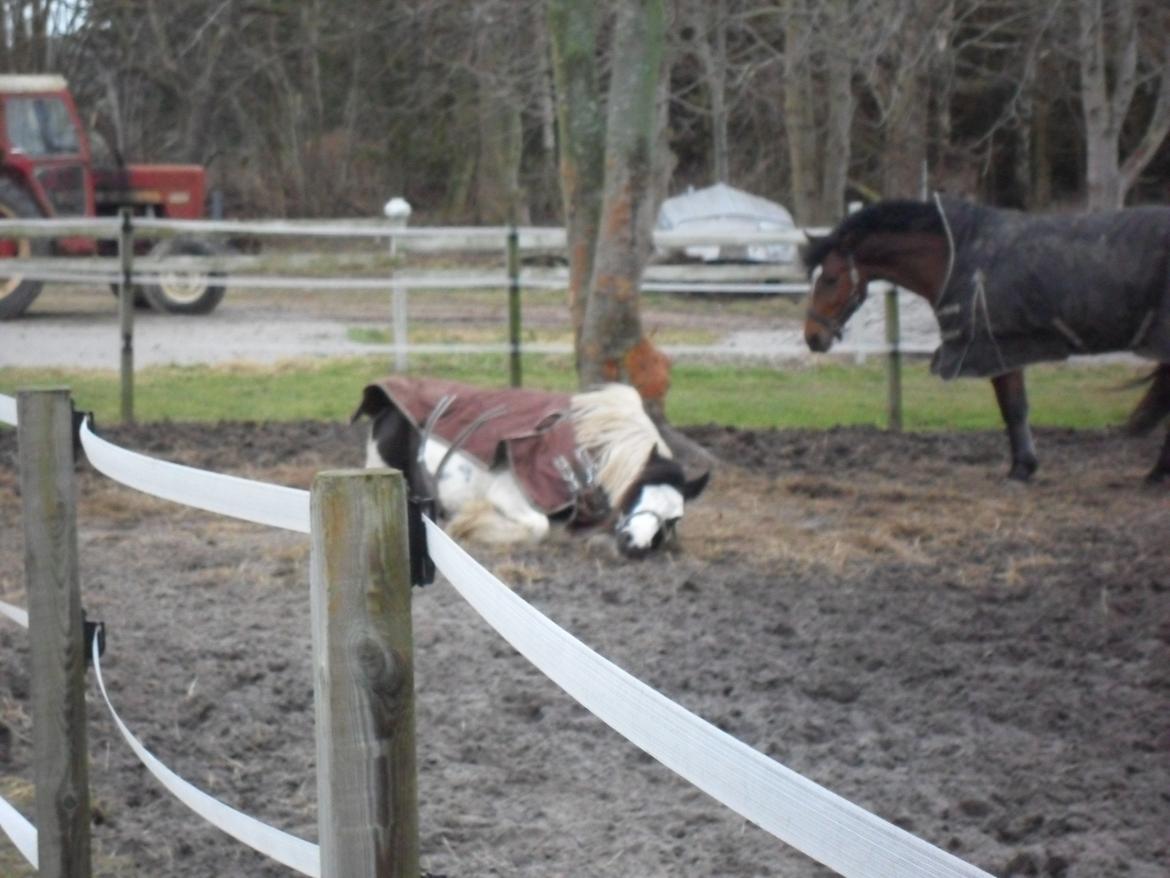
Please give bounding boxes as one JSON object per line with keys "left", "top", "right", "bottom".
{"left": 507, "top": 223, "right": 522, "bottom": 387}
{"left": 117, "top": 209, "right": 135, "bottom": 424}
{"left": 309, "top": 469, "right": 419, "bottom": 878}
{"left": 17, "top": 388, "right": 93, "bottom": 878}
{"left": 384, "top": 198, "right": 412, "bottom": 373}
{"left": 885, "top": 286, "right": 903, "bottom": 431}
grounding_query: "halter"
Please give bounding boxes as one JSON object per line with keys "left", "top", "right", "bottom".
{"left": 806, "top": 254, "right": 866, "bottom": 340}
{"left": 613, "top": 507, "right": 678, "bottom": 545}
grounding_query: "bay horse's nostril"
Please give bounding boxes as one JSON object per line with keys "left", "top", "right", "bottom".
{"left": 805, "top": 329, "right": 829, "bottom": 353}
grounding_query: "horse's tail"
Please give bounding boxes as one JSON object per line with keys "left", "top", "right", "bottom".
{"left": 1124, "top": 364, "right": 1170, "bottom": 436}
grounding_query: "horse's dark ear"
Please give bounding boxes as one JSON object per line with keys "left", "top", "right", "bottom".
{"left": 647, "top": 445, "right": 666, "bottom": 465}
{"left": 682, "top": 470, "right": 710, "bottom": 500}
{"left": 351, "top": 384, "right": 388, "bottom": 424}
{"left": 799, "top": 234, "right": 825, "bottom": 274}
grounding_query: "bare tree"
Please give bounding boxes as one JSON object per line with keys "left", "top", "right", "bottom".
{"left": 1077, "top": 0, "right": 1170, "bottom": 208}
{"left": 781, "top": 0, "right": 857, "bottom": 223}
{"left": 549, "top": 0, "right": 673, "bottom": 405}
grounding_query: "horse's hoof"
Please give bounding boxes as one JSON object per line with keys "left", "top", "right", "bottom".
{"left": 1006, "top": 462, "right": 1037, "bottom": 482}
{"left": 1143, "top": 468, "right": 1168, "bottom": 486}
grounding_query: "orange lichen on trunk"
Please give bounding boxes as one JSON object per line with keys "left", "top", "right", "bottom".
{"left": 625, "top": 336, "right": 671, "bottom": 405}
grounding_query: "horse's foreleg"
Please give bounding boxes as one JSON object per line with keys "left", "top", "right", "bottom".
{"left": 1146, "top": 428, "right": 1170, "bottom": 484}
{"left": 991, "top": 370, "right": 1038, "bottom": 481}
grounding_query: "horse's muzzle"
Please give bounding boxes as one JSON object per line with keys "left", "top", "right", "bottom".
{"left": 616, "top": 530, "right": 652, "bottom": 559}
{"left": 805, "top": 326, "right": 833, "bottom": 353}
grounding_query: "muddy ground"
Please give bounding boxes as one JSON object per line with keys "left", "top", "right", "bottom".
{"left": 0, "top": 419, "right": 1167, "bottom": 877}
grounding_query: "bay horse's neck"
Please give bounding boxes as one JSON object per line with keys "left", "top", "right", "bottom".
{"left": 853, "top": 232, "right": 949, "bottom": 307}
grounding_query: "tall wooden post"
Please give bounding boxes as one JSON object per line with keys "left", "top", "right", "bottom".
{"left": 310, "top": 469, "right": 419, "bottom": 878}
{"left": 507, "top": 223, "right": 522, "bottom": 387}
{"left": 117, "top": 209, "right": 135, "bottom": 424}
{"left": 885, "top": 286, "right": 903, "bottom": 431}
{"left": 384, "top": 198, "right": 411, "bottom": 373}
{"left": 18, "top": 389, "right": 93, "bottom": 878}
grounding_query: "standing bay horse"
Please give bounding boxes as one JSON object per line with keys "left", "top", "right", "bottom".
{"left": 802, "top": 197, "right": 1170, "bottom": 483}
{"left": 352, "top": 376, "right": 709, "bottom": 558}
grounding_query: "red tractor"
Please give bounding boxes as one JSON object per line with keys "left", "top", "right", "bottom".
{"left": 0, "top": 74, "right": 226, "bottom": 319}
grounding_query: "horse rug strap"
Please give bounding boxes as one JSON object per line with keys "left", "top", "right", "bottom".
{"left": 367, "top": 376, "right": 585, "bottom": 518}
{"left": 930, "top": 196, "right": 1170, "bottom": 379}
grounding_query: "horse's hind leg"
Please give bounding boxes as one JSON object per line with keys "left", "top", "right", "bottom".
{"left": 1125, "top": 364, "right": 1170, "bottom": 434}
{"left": 1146, "top": 429, "right": 1170, "bottom": 484}
{"left": 992, "top": 370, "right": 1038, "bottom": 481}
{"left": 1122, "top": 364, "right": 1170, "bottom": 483}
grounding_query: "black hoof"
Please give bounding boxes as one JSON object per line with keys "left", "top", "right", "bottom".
{"left": 1143, "top": 468, "right": 1168, "bottom": 486}
{"left": 1007, "top": 459, "right": 1038, "bottom": 482}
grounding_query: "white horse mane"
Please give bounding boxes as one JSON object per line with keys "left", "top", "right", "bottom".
{"left": 569, "top": 384, "right": 671, "bottom": 501}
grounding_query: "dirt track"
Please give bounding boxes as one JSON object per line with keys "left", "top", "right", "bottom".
{"left": 0, "top": 418, "right": 1166, "bottom": 877}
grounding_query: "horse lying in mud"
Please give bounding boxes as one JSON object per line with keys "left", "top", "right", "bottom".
{"left": 352, "top": 377, "right": 710, "bottom": 559}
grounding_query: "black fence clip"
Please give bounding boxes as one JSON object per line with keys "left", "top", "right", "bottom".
{"left": 407, "top": 495, "right": 436, "bottom": 588}
{"left": 82, "top": 612, "right": 105, "bottom": 668}
{"left": 70, "top": 404, "right": 93, "bottom": 464}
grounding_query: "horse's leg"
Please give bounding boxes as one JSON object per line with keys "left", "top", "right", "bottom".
{"left": 1121, "top": 364, "right": 1170, "bottom": 483}
{"left": 1147, "top": 429, "right": 1170, "bottom": 484}
{"left": 991, "top": 369, "right": 1038, "bottom": 481}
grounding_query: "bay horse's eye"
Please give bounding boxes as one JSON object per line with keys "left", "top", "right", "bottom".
{"left": 820, "top": 274, "right": 838, "bottom": 286}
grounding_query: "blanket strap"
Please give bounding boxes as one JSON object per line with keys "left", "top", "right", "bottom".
{"left": 1051, "top": 318, "right": 1086, "bottom": 351}
{"left": 1129, "top": 309, "right": 1156, "bottom": 349}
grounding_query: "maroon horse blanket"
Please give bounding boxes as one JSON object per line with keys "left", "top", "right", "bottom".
{"left": 362, "top": 376, "right": 581, "bottom": 516}
{"left": 932, "top": 197, "right": 1170, "bottom": 378}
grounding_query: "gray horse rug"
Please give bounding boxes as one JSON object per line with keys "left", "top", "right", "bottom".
{"left": 930, "top": 196, "right": 1170, "bottom": 379}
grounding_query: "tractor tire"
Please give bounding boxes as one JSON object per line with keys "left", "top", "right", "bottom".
{"left": 141, "top": 236, "right": 227, "bottom": 315}
{"left": 0, "top": 177, "right": 47, "bottom": 320}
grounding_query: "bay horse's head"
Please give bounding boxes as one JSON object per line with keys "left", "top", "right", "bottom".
{"left": 612, "top": 446, "right": 709, "bottom": 559}
{"left": 801, "top": 231, "right": 870, "bottom": 353}
{"left": 802, "top": 200, "right": 951, "bottom": 352}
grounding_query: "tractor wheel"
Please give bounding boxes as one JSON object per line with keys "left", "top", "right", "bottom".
{"left": 141, "top": 237, "right": 227, "bottom": 315}
{"left": 0, "top": 178, "right": 47, "bottom": 320}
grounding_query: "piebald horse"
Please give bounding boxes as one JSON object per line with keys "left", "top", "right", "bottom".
{"left": 802, "top": 197, "right": 1170, "bottom": 483}
{"left": 353, "top": 377, "right": 710, "bottom": 558}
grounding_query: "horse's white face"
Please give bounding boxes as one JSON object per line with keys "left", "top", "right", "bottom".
{"left": 616, "top": 483, "right": 685, "bottom": 556}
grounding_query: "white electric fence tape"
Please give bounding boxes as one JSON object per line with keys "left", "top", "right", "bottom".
{"left": 0, "top": 794, "right": 36, "bottom": 869}
{"left": 0, "top": 598, "right": 36, "bottom": 868}
{"left": 91, "top": 636, "right": 320, "bottom": 876}
{"left": 0, "top": 599, "right": 28, "bottom": 628}
{"left": 0, "top": 393, "right": 16, "bottom": 426}
{"left": 78, "top": 419, "right": 309, "bottom": 533}
{"left": 424, "top": 518, "right": 992, "bottom": 878}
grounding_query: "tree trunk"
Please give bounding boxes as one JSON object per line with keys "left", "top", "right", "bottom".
{"left": 1075, "top": 0, "right": 1170, "bottom": 209}
{"left": 475, "top": 21, "right": 526, "bottom": 224}
{"left": 1078, "top": 0, "right": 1126, "bottom": 208}
{"left": 547, "top": 0, "right": 605, "bottom": 346}
{"left": 577, "top": 0, "right": 667, "bottom": 400}
{"left": 784, "top": 0, "right": 819, "bottom": 224}
{"left": 818, "top": 1, "right": 854, "bottom": 223}
{"left": 689, "top": 0, "right": 730, "bottom": 183}
{"left": 785, "top": 0, "right": 854, "bottom": 226}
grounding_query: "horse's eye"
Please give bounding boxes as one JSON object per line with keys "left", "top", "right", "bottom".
{"left": 819, "top": 274, "right": 837, "bottom": 286}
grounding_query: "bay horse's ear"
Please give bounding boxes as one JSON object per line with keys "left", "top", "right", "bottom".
{"left": 682, "top": 470, "right": 710, "bottom": 500}
{"left": 799, "top": 234, "right": 826, "bottom": 274}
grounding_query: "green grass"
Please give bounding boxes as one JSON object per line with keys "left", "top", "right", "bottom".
{"left": 0, "top": 356, "right": 1148, "bottom": 431}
